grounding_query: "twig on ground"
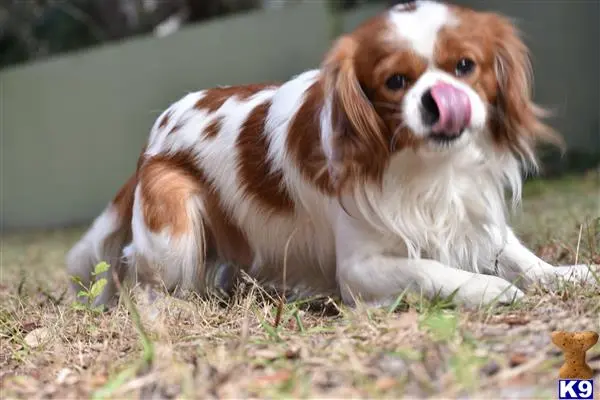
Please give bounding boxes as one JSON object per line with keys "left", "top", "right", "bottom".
{"left": 273, "top": 226, "right": 298, "bottom": 328}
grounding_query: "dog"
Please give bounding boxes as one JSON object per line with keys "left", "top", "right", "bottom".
{"left": 67, "top": 0, "right": 597, "bottom": 309}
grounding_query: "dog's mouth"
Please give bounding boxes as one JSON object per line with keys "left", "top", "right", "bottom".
{"left": 427, "top": 130, "right": 464, "bottom": 145}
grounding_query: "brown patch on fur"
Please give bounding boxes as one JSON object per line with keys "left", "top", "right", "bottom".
{"left": 139, "top": 154, "right": 202, "bottom": 236}
{"left": 113, "top": 174, "right": 137, "bottom": 224}
{"left": 322, "top": 34, "right": 391, "bottom": 191}
{"left": 287, "top": 81, "right": 333, "bottom": 194}
{"left": 202, "top": 182, "right": 253, "bottom": 268}
{"left": 368, "top": 48, "right": 426, "bottom": 152}
{"left": 350, "top": 16, "right": 428, "bottom": 152}
{"left": 112, "top": 150, "right": 146, "bottom": 224}
{"left": 205, "top": 117, "right": 223, "bottom": 138}
{"left": 168, "top": 125, "right": 180, "bottom": 135}
{"left": 194, "top": 84, "right": 280, "bottom": 114}
{"left": 138, "top": 152, "right": 252, "bottom": 266}
{"left": 438, "top": 6, "right": 563, "bottom": 162}
{"left": 237, "top": 101, "right": 295, "bottom": 213}
{"left": 136, "top": 149, "right": 147, "bottom": 171}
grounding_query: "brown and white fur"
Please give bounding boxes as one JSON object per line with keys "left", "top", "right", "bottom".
{"left": 67, "top": 1, "right": 597, "bottom": 309}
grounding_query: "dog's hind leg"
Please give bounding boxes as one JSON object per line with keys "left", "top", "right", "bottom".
{"left": 126, "top": 154, "right": 210, "bottom": 298}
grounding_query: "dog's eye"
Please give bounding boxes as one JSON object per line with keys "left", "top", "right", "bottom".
{"left": 455, "top": 58, "right": 476, "bottom": 77}
{"left": 385, "top": 74, "right": 408, "bottom": 90}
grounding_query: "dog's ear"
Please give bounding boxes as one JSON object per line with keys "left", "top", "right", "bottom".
{"left": 490, "top": 15, "right": 564, "bottom": 169}
{"left": 321, "top": 36, "right": 388, "bottom": 190}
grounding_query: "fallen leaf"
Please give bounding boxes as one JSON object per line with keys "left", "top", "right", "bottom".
{"left": 29, "top": 370, "right": 41, "bottom": 380}
{"left": 375, "top": 376, "right": 397, "bottom": 391}
{"left": 254, "top": 370, "right": 292, "bottom": 385}
{"left": 91, "top": 373, "right": 108, "bottom": 387}
{"left": 491, "top": 314, "right": 530, "bottom": 327}
{"left": 252, "top": 349, "right": 280, "bottom": 360}
{"left": 509, "top": 353, "right": 528, "bottom": 367}
{"left": 20, "top": 321, "right": 41, "bottom": 334}
{"left": 24, "top": 327, "right": 50, "bottom": 348}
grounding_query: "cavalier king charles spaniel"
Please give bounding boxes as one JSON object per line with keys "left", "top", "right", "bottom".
{"left": 68, "top": 0, "right": 597, "bottom": 309}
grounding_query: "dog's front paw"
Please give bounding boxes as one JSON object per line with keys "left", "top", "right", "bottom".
{"left": 455, "top": 275, "right": 524, "bottom": 308}
{"left": 552, "top": 264, "right": 599, "bottom": 287}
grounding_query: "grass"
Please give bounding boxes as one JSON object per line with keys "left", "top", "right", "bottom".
{"left": 1, "top": 171, "right": 599, "bottom": 399}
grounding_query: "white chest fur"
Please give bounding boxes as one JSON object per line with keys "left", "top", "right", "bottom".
{"left": 349, "top": 143, "right": 522, "bottom": 272}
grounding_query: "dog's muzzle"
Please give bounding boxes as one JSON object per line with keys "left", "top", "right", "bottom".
{"left": 420, "top": 81, "right": 472, "bottom": 141}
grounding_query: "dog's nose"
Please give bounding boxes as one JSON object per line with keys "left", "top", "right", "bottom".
{"left": 420, "top": 82, "right": 471, "bottom": 135}
{"left": 421, "top": 90, "right": 440, "bottom": 126}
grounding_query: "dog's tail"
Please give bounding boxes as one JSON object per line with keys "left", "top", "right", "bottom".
{"left": 66, "top": 174, "right": 136, "bottom": 307}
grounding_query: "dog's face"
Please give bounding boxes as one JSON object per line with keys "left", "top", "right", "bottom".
{"left": 322, "top": 0, "right": 561, "bottom": 187}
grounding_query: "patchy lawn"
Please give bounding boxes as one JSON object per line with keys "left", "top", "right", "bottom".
{"left": 1, "top": 172, "right": 599, "bottom": 399}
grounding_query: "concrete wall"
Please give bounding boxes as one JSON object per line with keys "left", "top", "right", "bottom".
{"left": 1, "top": 1, "right": 598, "bottom": 231}
{"left": 0, "top": 3, "right": 384, "bottom": 231}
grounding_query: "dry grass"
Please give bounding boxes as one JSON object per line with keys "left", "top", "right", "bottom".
{"left": 1, "top": 172, "right": 599, "bottom": 399}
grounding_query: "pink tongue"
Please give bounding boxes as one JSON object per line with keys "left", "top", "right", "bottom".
{"left": 430, "top": 82, "right": 471, "bottom": 135}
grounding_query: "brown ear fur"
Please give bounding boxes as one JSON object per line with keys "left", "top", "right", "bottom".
{"left": 321, "top": 36, "right": 389, "bottom": 191}
{"left": 490, "top": 15, "right": 565, "bottom": 169}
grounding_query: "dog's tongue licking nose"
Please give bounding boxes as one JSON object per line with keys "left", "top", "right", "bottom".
{"left": 430, "top": 82, "right": 471, "bottom": 135}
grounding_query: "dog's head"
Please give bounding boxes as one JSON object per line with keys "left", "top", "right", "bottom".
{"left": 321, "top": 0, "right": 561, "bottom": 188}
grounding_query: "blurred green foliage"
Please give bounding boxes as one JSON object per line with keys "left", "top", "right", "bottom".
{"left": 0, "top": 0, "right": 393, "bottom": 70}
{"left": 0, "top": 0, "right": 263, "bottom": 69}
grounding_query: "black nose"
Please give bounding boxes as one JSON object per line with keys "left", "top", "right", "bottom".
{"left": 421, "top": 89, "right": 440, "bottom": 126}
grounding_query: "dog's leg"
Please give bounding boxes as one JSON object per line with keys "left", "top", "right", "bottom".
{"left": 337, "top": 255, "right": 524, "bottom": 308}
{"left": 334, "top": 211, "right": 524, "bottom": 309}
{"left": 127, "top": 156, "right": 211, "bottom": 299}
{"left": 494, "top": 229, "right": 598, "bottom": 290}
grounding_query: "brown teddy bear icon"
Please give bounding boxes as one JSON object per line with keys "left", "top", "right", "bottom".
{"left": 552, "top": 330, "right": 599, "bottom": 379}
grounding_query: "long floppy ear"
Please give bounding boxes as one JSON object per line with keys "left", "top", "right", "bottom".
{"left": 491, "top": 15, "right": 565, "bottom": 170}
{"left": 321, "top": 36, "right": 388, "bottom": 190}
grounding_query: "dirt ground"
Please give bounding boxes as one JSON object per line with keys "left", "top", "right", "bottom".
{"left": 1, "top": 171, "right": 599, "bottom": 399}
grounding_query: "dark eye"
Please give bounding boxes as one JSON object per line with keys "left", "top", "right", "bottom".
{"left": 455, "top": 58, "right": 476, "bottom": 77}
{"left": 385, "top": 74, "right": 408, "bottom": 91}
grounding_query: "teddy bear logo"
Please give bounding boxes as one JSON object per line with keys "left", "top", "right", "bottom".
{"left": 552, "top": 330, "right": 599, "bottom": 379}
